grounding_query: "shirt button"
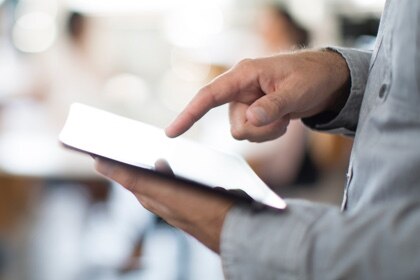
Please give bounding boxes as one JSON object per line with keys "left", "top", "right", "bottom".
{"left": 346, "top": 162, "right": 353, "bottom": 183}
{"left": 379, "top": 84, "right": 387, "bottom": 98}
{"left": 342, "top": 162, "right": 353, "bottom": 211}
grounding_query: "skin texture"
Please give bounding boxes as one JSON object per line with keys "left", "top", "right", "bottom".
{"left": 95, "top": 158, "right": 233, "bottom": 253}
{"left": 95, "top": 50, "right": 350, "bottom": 253}
{"left": 165, "top": 50, "right": 349, "bottom": 141}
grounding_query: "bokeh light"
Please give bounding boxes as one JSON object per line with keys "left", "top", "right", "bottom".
{"left": 64, "top": 0, "right": 172, "bottom": 15}
{"left": 14, "top": 0, "right": 59, "bottom": 19}
{"left": 158, "top": 70, "right": 200, "bottom": 113}
{"left": 102, "top": 73, "right": 150, "bottom": 115}
{"left": 170, "top": 48, "right": 211, "bottom": 83}
{"left": 164, "top": 1, "right": 224, "bottom": 48}
{"left": 352, "top": 0, "right": 386, "bottom": 8}
{"left": 12, "top": 11, "right": 57, "bottom": 53}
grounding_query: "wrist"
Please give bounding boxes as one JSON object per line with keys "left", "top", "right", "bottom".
{"left": 321, "top": 48, "right": 351, "bottom": 114}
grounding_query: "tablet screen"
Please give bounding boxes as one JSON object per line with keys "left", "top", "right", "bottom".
{"left": 59, "top": 103, "right": 286, "bottom": 210}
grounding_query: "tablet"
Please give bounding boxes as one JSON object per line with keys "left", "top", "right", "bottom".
{"left": 59, "top": 103, "right": 286, "bottom": 210}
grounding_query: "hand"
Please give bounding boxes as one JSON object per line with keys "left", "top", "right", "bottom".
{"left": 165, "top": 50, "right": 350, "bottom": 142}
{"left": 94, "top": 158, "right": 234, "bottom": 253}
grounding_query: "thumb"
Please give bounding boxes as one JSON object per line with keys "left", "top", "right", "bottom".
{"left": 246, "top": 94, "right": 289, "bottom": 126}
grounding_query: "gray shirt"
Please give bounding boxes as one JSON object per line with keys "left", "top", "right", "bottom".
{"left": 220, "top": 0, "right": 420, "bottom": 279}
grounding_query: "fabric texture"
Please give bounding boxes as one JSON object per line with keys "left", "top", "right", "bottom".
{"left": 221, "top": 0, "right": 420, "bottom": 279}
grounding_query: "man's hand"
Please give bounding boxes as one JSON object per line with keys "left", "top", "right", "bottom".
{"left": 165, "top": 50, "right": 350, "bottom": 142}
{"left": 94, "top": 158, "right": 234, "bottom": 253}
{"left": 94, "top": 50, "right": 350, "bottom": 254}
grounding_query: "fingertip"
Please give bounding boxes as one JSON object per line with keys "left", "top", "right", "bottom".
{"left": 94, "top": 157, "right": 113, "bottom": 176}
{"left": 165, "top": 115, "right": 189, "bottom": 138}
{"left": 165, "top": 123, "right": 187, "bottom": 138}
{"left": 154, "top": 159, "right": 175, "bottom": 176}
{"left": 164, "top": 126, "right": 177, "bottom": 138}
{"left": 230, "top": 125, "right": 245, "bottom": 140}
{"left": 93, "top": 157, "right": 103, "bottom": 171}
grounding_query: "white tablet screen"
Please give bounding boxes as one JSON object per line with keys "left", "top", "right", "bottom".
{"left": 59, "top": 103, "right": 286, "bottom": 209}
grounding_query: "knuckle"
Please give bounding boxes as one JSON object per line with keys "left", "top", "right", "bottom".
{"left": 249, "top": 135, "right": 270, "bottom": 143}
{"left": 247, "top": 137, "right": 260, "bottom": 143}
{"left": 267, "top": 95, "right": 287, "bottom": 117}
{"left": 248, "top": 125, "right": 286, "bottom": 143}
{"left": 198, "top": 84, "right": 212, "bottom": 97}
{"left": 247, "top": 130, "right": 269, "bottom": 143}
{"left": 138, "top": 197, "right": 153, "bottom": 211}
{"left": 121, "top": 173, "right": 140, "bottom": 192}
{"left": 231, "top": 126, "right": 246, "bottom": 140}
{"left": 196, "top": 85, "right": 219, "bottom": 108}
{"left": 270, "top": 95, "right": 286, "bottom": 110}
{"left": 184, "top": 110, "right": 199, "bottom": 125}
{"left": 236, "top": 58, "right": 255, "bottom": 72}
{"left": 247, "top": 134, "right": 266, "bottom": 143}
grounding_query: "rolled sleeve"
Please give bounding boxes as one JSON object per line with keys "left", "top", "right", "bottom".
{"left": 221, "top": 200, "right": 330, "bottom": 280}
{"left": 303, "top": 48, "right": 372, "bottom": 136}
{"left": 220, "top": 198, "right": 420, "bottom": 280}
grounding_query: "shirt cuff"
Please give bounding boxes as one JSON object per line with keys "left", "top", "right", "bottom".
{"left": 302, "top": 47, "right": 372, "bottom": 136}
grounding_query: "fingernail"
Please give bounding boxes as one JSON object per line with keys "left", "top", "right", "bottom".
{"left": 251, "top": 107, "right": 269, "bottom": 125}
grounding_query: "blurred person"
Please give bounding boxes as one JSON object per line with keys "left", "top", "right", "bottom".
{"left": 94, "top": 1, "right": 420, "bottom": 279}
{"left": 0, "top": 1, "right": 33, "bottom": 106}
{"left": 22, "top": 11, "right": 154, "bottom": 280}
{"left": 243, "top": 3, "right": 318, "bottom": 189}
{"left": 30, "top": 11, "right": 109, "bottom": 129}
{"left": 257, "top": 3, "right": 309, "bottom": 53}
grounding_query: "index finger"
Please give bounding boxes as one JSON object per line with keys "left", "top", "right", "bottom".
{"left": 165, "top": 70, "right": 239, "bottom": 138}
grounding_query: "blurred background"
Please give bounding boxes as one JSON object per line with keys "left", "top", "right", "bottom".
{"left": 0, "top": 0, "right": 385, "bottom": 279}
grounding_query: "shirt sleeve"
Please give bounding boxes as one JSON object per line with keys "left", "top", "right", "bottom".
{"left": 302, "top": 48, "right": 372, "bottom": 136}
{"left": 221, "top": 198, "right": 420, "bottom": 280}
